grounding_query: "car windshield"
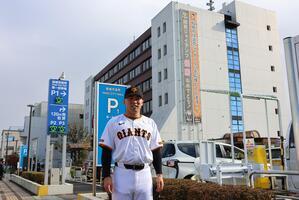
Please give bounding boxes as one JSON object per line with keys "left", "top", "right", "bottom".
{"left": 222, "top": 145, "right": 244, "bottom": 160}
{"left": 162, "top": 143, "right": 175, "bottom": 158}
{"left": 177, "top": 143, "right": 199, "bottom": 158}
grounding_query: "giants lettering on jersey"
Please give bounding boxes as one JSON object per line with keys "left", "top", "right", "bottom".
{"left": 117, "top": 128, "right": 151, "bottom": 141}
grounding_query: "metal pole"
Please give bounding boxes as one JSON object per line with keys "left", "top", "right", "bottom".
{"left": 61, "top": 135, "right": 67, "bottom": 184}
{"left": 44, "top": 135, "right": 50, "bottom": 185}
{"left": 240, "top": 95, "right": 249, "bottom": 186}
{"left": 228, "top": 93, "right": 235, "bottom": 164}
{"left": 27, "top": 104, "right": 34, "bottom": 171}
{"left": 264, "top": 100, "right": 273, "bottom": 169}
{"left": 5, "top": 132, "right": 9, "bottom": 165}
{"left": 276, "top": 99, "right": 285, "bottom": 170}
{"left": 92, "top": 82, "right": 98, "bottom": 196}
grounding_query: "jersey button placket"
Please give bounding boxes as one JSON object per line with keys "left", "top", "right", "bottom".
{"left": 133, "top": 121, "right": 138, "bottom": 153}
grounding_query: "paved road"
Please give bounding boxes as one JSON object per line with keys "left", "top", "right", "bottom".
{"left": 67, "top": 180, "right": 103, "bottom": 194}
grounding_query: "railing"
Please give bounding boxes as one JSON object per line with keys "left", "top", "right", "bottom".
{"left": 249, "top": 170, "right": 299, "bottom": 190}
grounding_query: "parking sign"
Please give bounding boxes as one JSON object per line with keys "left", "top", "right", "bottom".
{"left": 95, "top": 83, "right": 128, "bottom": 166}
{"left": 47, "top": 79, "right": 69, "bottom": 134}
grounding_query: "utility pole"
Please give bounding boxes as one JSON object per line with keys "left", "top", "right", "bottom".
{"left": 5, "top": 132, "right": 9, "bottom": 165}
{"left": 206, "top": 0, "right": 215, "bottom": 11}
{"left": 27, "top": 104, "right": 34, "bottom": 171}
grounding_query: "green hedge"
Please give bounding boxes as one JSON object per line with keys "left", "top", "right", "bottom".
{"left": 21, "top": 171, "right": 45, "bottom": 185}
{"left": 153, "top": 179, "right": 273, "bottom": 200}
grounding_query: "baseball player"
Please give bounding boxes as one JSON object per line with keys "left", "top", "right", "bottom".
{"left": 99, "top": 86, "right": 164, "bottom": 200}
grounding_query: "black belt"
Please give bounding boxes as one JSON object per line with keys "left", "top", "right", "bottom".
{"left": 115, "top": 162, "right": 145, "bottom": 170}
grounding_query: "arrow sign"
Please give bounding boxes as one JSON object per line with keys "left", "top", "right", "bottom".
{"left": 47, "top": 79, "right": 69, "bottom": 135}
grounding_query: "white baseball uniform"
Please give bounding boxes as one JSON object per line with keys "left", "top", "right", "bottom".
{"left": 100, "top": 114, "right": 162, "bottom": 200}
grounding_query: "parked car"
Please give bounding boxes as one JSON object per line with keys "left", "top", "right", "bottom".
{"left": 161, "top": 140, "right": 244, "bottom": 179}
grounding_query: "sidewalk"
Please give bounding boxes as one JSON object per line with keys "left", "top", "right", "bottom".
{"left": 0, "top": 175, "right": 77, "bottom": 200}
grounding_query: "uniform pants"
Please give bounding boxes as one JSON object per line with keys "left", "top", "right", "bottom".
{"left": 112, "top": 165, "right": 153, "bottom": 200}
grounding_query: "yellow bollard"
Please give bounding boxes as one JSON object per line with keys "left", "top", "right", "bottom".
{"left": 248, "top": 145, "right": 270, "bottom": 189}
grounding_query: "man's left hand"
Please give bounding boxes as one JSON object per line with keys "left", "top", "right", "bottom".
{"left": 155, "top": 174, "right": 164, "bottom": 192}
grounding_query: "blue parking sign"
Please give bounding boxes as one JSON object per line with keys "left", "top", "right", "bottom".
{"left": 19, "top": 145, "right": 28, "bottom": 170}
{"left": 47, "top": 79, "right": 69, "bottom": 134}
{"left": 95, "top": 83, "right": 128, "bottom": 166}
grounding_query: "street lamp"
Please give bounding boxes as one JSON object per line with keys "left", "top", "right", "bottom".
{"left": 27, "top": 104, "right": 34, "bottom": 171}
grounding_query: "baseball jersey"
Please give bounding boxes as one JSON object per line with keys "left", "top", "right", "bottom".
{"left": 99, "top": 114, "right": 163, "bottom": 164}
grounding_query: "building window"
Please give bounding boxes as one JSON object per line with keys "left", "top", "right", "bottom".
{"left": 159, "top": 95, "right": 162, "bottom": 107}
{"left": 275, "top": 108, "right": 278, "bottom": 115}
{"left": 164, "top": 93, "right": 168, "bottom": 105}
{"left": 269, "top": 45, "right": 273, "bottom": 51}
{"left": 158, "top": 71, "right": 161, "bottom": 82}
{"left": 163, "top": 45, "right": 167, "bottom": 56}
{"left": 277, "top": 130, "right": 280, "bottom": 136}
{"left": 271, "top": 65, "right": 275, "bottom": 72}
{"left": 157, "top": 27, "right": 161, "bottom": 37}
{"left": 163, "top": 22, "right": 166, "bottom": 33}
{"left": 267, "top": 25, "right": 271, "bottom": 31}
{"left": 158, "top": 49, "right": 161, "bottom": 59}
{"left": 164, "top": 68, "right": 168, "bottom": 80}
{"left": 273, "top": 86, "right": 277, "bottom": 93}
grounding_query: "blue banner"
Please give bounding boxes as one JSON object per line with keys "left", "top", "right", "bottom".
{"left": 19, "top": 145, "right": 27, "bottom": 170}
{"left": 47, "top": 79, "right": 69, "bottom": 134}
{"left": 96, "top": 83, "right": 128, "bottom": 166}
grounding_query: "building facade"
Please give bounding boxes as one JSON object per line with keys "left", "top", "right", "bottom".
{"left": 23, "top": 101, "right": 84, "bottom": 167}
{"left": 0, "top": 127, "right": 24, "bottom": 159}
{"left": 87, "top": 1, "right": 290, "bottom": 142}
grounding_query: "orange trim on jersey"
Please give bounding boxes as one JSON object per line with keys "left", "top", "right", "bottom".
{"left": 99, "top": 143, "right": 113, "bottom": 151}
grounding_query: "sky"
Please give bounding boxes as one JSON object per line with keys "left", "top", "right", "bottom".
{"left": 0, "top": 0, "right": 299, "bottom": 132}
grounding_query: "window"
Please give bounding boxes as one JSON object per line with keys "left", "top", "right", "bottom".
{"left": 158, "top": 71, "right": 161, "bottom": 82}
{"left": 177, "top": 143, "right": 199, "bottom": 158}
{"left": 159, "top": 95, "right": 162, "bottom": 107}
{"left": 275, "top": 108, "right": 278, "bottom": 115}
{"left": 163, "top": 22, "right": 166, "bottom": 33}
{"left": 271, "top": 65, "right": 275, "bottom": 72}
{"left": 267, "top": 25, "right": 271, "bottom": 31}
{"left": 164, "top": 68, "right": 168, "bottom": 80}
{"left": 269, "top": 45, "right": 273, "bottom": 51}
{"left": 273, "top": 86, "right": 277, "bottom": 93}
{"left": 79, "top": 114, "right": 84, "bottom": 119}
{"left": 157, "top": 27, "right": 161, "bottom": 37}
{"left": 162, "top": 144, "right": 175, "bottom": 158}
{"left": 158, "top": 49, "right": 161, "bottom": 59}
{"left": 277, "top": 131, "right": 280, "bottom": 137}
{"left": 163, "top": 44, "right": 167, "bottom": 56}
{"left": 164, "top": 93, "right": 168, "bottom": 105}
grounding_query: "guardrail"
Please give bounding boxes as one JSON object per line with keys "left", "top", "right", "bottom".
{"left": 249, "top": 170, "right": 299, "bottom": 189}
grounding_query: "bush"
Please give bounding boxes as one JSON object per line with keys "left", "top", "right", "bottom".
{"left": 153, "top": 178, "right": 273, "bottom": 200}
{"left": 21, "top": 171, "right": 44, "bottom": 184}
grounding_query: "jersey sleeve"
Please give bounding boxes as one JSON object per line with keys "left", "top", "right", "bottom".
{"left": 99, "top": 120, "right": 115, "bottom": 150}
{"left": 150, "top": 120, "right": 163, "bottom": 150}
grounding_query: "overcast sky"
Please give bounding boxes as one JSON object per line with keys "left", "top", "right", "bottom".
{"left": 0, "top": 0, "right": 299, "bottom": 132}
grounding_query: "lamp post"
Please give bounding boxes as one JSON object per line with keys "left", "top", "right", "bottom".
{"left": 5, "top": 131, "right": 9, "bottom": 166}
{"left": 27, "top": 104, "right": 34, "bottom": 171}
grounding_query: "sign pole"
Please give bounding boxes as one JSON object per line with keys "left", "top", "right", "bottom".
{"left": 92, "top": 82, "right": 98, "bottom": 196}
{"left": 62, "top": 135, "right": 67, "bottom": 184}
{"left": 44, "top": 135, "right": 50, "bottom": 185}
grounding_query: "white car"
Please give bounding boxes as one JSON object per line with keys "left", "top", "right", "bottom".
{"left": 161, "top": 140, "right": 244, "bottom": 179}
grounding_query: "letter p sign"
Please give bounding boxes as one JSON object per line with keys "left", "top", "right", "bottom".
{"left": 108, "top": 98, "right": 118, "bottom": 113}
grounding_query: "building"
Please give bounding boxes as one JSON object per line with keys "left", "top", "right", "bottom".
{"left": 0, "top": 127, "right": 24, "bottom": 159}
{"left": 23, "top": 101, "right": 84, "bottom": 167}
{"left": 86, "top": 1, "right": 290, "bottom": 142}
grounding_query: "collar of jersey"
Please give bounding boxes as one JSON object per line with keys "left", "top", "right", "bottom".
{"left": 122, "top": 114, "right": 144, "bottom": 122}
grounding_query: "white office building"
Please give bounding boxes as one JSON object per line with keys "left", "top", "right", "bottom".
{"left": 88, "top": 1, "right": 290, "bottom": 142}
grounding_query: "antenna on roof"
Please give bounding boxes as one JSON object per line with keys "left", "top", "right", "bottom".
{"left": 206, "top": 0, "right": 215, "bottom": 11}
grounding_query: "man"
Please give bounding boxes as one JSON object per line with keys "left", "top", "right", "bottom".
{"left": 100, "top": 86, "right": 164, "bottom": 200}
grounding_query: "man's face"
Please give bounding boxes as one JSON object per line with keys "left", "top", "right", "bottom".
{"left": 124, "top": 96, "right": 144, "bottom": 114}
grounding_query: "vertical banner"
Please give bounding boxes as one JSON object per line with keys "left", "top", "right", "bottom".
{"left": 180, "top": 10, "right": 193, "bottom": 123}
{"left": 96, "top": 83, "right": 128, "bottom": 166}
{"left": 19, "top": 145, "right": 28, "bottom": 170}
{"left": 189, "top": 11, "right": 201, "bottom": 123}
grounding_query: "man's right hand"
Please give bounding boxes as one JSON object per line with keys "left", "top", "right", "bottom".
{"left": 103, "top": 176, "right": 113, "bottom": 194}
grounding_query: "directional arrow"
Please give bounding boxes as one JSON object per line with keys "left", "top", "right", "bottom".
{"left": 59, "top": 107, "right": 66, "bottom": 112}
{"left": 61, "top": 91, "right": 67, "bottom": 96}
